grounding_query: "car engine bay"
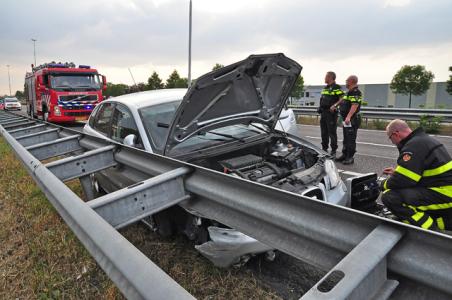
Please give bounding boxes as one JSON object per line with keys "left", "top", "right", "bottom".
{"left": 189, "top": 137, "right": 326, "bottom": 195}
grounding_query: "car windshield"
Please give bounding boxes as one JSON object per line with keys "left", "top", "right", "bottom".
{"left": 139, "top": 100, "right": 267, "bottom": 154}
{"left": 169, "top": 124, "right": 266, "bottom": 156}
{"left": 5, "top": 98, "right": 18, "bottom": 103}
{"left": 50, "top": 74, "right": 101, "bottom": 90}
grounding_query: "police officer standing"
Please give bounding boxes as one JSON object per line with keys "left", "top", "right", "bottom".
{"left": 318, "top": 71, "right": 344, "bottom": 157}
{"left": 331, "top": 75, "right": 362, "bottom": 164}
{"left": 381, "top": 119, "right": 452, "bottom": 231}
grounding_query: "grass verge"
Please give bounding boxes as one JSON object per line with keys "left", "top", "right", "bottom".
{"left": 0, "top": 137, "right": 280, "bottom": 299}
{"left": 0, "top": 137, "right": 120, "bottom": 299}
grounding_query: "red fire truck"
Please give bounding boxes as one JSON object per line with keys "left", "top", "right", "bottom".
{"left": 25, "top": 62, "right": 106, "bottom": 123}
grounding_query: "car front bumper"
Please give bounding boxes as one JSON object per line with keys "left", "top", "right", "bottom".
{"left": 195, "top": 226, "right": 273, "bottom": 267}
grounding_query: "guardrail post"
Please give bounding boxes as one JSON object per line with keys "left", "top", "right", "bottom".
{"left": 302, "top": 224, "right": 403, "bottom": 300}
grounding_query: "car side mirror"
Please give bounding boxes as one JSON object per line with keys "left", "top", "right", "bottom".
{"left": 123, "top": 134, "right": 137, "bottom": 147}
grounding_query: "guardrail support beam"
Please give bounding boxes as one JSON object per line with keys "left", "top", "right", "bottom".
{"left": 302, "top": 224, "right": 403, "bottom": 300}
{"left": 89, "top": 167, "right": 192, "bottom": 229}
{"left": 2, "top": 120, "right": 37, "bottom": 130}
{"left": 0, "top": 118, "right": 28, "bottom": 126}
{"left": 45, "top": 145, "right": 117, "bottom": 182}
{"left": 9, "top": 124, "right": 47, "bottom": 138}
{"left": 26, "top": 135, "right": 82, "bottom": 160}
{"left": 16, "top": 128, "right": 60, "bottom": 147}
{"left": 0, "top": 116, "right": 24, "bottom": 123}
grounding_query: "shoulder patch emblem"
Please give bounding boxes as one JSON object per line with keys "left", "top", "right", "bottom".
{"left": 402, "top": 153, "right": 412, "bottom": 162}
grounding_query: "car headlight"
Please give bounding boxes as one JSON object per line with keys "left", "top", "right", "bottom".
{"left": 324, "top": 159, "right": 341, "bottom": 189}
{"left": 54, "top": 105, "right": 62, "bottom": 116}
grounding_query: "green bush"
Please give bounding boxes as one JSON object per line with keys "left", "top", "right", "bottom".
{"left": 419, "top": 115, "right": 443, "bottom": 133}
{"left": 406, "top": 121, "right": 419, "bottom": 129}
{"left": 373, "top": 119, "right": 387, "bottom": 130}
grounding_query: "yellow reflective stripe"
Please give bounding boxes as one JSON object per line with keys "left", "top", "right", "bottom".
{"left": 383, "top": 180, "right": 389, "bottom": 190}
{"left": 395, "top": 165, "right": 421, "bottom": 182}
{"left": 402, "top": 220, "right": 410, "bottom": 224}
{"left": 343, "top": 96, "right": 363, "bottom": 103}
{"left": 430, "top": 186, "right": 452, "bottom": 198}
{"left": 437, "top": 217, "right": 445, "bottom": 230}
{"left": 423, "top": 161, "right": 452, "bottom": 177}
{"left": 415, "top": 202, "right": 452, "bottom": 211}
{"left": 412, "top": 211, "right": 424, "bottom": 222}
{"left": 421, "top": 217, "right": 434, "bottom": 229}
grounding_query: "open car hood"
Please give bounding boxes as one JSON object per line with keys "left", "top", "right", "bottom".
{"left": 164, "top": 53, "right": 302, "bottom": 154}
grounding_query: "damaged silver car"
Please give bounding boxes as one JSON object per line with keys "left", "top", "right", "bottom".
{"left": 84, "top": 54, "right": 379, "bottom": 267}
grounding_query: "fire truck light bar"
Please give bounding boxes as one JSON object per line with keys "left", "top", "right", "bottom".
{"left": 79, "top": 65, "right": 91, "bottom": 69}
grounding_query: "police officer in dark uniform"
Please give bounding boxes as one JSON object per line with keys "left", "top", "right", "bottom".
{"left": 318, "top": 71, "right": 344, "bottom": 156}
{"left": 381, "top": 119, "right": 452, "bottom": 231}
{"left": 331, "top": 75, "right": 362, "bottom": 164}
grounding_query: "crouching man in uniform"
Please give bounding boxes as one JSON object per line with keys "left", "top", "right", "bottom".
{"left": 382, "top": 119, "right": 452, "bottom": 231}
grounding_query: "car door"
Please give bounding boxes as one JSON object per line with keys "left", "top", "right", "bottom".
{"left": 110, "top": 103, "right": 143, "bottom": 149}
{"left": 93, "top": 103, "right": 145, "bottom": 193}
{"left": 91, "top": 102, "right": 115, "bottom": 138}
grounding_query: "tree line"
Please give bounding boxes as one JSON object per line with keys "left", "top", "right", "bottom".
{"left": 7, "top": 64, "right": 452, "bottom": 107}
{"left": 105, "top": 69, "right": 188, "bottom": 97}
{"left": 105, "top": 64, "right": 452, "bottom": 107}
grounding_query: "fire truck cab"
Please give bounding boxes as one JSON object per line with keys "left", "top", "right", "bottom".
{"left": 25, "top": 62, "right": 106, "bottom": 123}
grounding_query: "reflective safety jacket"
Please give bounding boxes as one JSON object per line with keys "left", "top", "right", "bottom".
{"left": 339, "top": 86, "right": 362, "bottom": 118}
{"left": 382, "top": 127, "right": 452, "bottom": 198}
{"left": 319, "top": 83, "right": 344, "bottom": 109}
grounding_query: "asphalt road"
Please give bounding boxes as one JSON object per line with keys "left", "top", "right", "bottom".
{"left": 15, "top": 109, "right": 85, "bottom": 132}
{"left": 12, "top": 109, "right": 452, "bottom": 181}
{"left": 294, "top": 124, "right": 452, "bottom": 179}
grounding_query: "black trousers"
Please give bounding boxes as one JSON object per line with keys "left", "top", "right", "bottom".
{"left": 381, "top": 187, "right": 452, "bottom": 230}
{"left": 320, "top": 110, "right": 338, "bottom": 151}
{"left": 341, "top": 116, "right": 360, "bottom": 158}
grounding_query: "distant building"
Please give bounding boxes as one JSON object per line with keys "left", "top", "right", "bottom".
{"left": 293, "top": 82, "right": 452, "bottom": 108}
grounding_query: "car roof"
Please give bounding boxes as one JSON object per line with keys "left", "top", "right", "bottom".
{"left": 105, "top": 88, "right": 187, "bottom": 109}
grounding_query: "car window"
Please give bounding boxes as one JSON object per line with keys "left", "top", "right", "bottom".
{"left": 88, "top": 105, "right": 101, "bottom": 127}
{"left": 111, "top": 104, "right": 142, "bottom": 147}
{"left": 93, "top": 102, "right": 115, "bottom": 136}
{"left": 139, "top": 100, "right": 181, "bottom": 152}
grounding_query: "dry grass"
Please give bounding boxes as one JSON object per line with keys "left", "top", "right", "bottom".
{"left": 0, "top": 137, "right": 280, "bottom": 299}
{"left": 0, "top": 137, "right": 121, "bottom": 299}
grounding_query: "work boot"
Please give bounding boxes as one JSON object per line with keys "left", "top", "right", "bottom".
{"left": 330, "top": 150, "right": 336, "bottom": 158}
{"left": 343, "top": 157, "right": 354, "bottom": 165}
{"left": 335, "top": 154, "right": 346, "bottom": 162}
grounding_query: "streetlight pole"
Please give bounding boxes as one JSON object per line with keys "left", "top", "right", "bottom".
{"left": 188, "top": 0, "right": 192, "bottom": 87}
{"left": 31, "top": 38, "right": 37, "bottom": 67}
{"left": 6, "top": 64, "right": 12, "bottom": 96}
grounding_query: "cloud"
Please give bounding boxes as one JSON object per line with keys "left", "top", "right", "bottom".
{"left": 384, "top": 0, "right": 411, "bottom": 7}
{"left": 1, "top": 0, "right": 451, "bottom": 94}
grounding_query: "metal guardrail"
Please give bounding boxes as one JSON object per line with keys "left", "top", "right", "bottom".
{"left": 290, "top": 106, "right": 452, "bottom": 123}
{"left": 1, "top": 111, "right": 452, "bottom": 299}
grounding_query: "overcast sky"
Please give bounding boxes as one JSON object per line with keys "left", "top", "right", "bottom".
{"left": 1, "top": 0, "right": 451, "bottom": 95}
